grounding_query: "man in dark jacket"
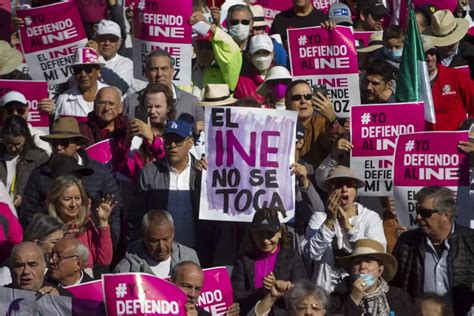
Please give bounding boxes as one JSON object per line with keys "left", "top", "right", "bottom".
{"left": 391, "top": 186, "right": 474, "bottom": 316}
{"left": 20, "top": 117, "right": 122, "bottom": 248}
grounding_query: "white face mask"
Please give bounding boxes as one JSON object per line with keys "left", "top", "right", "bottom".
{"left": 252, "top": 54, "right": 272, "bottom": 71}
{"left": 229, "top": 24, "right": 250, "bottom": 43}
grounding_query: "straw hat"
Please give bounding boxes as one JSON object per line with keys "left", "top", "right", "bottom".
{"left": 0, "top": 41, "right": 23, "bottom": 76}
{"left": 256, "top": 66, "right": 292, "bottom": 97}
{"left": 250, "top": 5, "right": 271, "bottom": 28}
{"left": 423, "top": 10, "right": 469, "bottom": 47}
{"left": 198, "top": 84, "right": 237, "bottom": 106}
{"left": 321, "top": 165, "right": 365, "bottom": 192}
{"left": 336, "top": 239, "right": 398, "bottom": 282}
{"left": 357, "top": 31, "right": 383, "bottom": 53}
{"left": 40, "top": 117, "right": 90, "bottom": 145}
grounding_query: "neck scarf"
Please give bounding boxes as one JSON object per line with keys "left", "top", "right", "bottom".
{"left": 360, "top": 278, "right": 391, "bottom": 316}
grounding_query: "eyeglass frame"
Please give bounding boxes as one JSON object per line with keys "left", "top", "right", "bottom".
{"left": 46, "top": 253, "right": 79, "bottom": 264}
{"left": 416, "top": 207, "right": 440, "bottom": 219}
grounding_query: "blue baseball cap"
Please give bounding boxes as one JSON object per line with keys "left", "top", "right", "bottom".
{"left": 163, "top": 118, "right": 194, "bottom": 138}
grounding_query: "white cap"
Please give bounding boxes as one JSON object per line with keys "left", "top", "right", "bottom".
{"left": 72, "top": 47, "right": 102, "bottom": 66}
{"left": 249, "top": 34, "right": 274, "bottom": 54}
{"left": 1, "top": 91, "right": 27, "bottom": 107}
{"left": 96, "top": 19, "right": 121, "bottom": 39}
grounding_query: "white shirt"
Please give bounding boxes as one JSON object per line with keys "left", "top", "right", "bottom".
{"left": 56, "top": 81, "right": 108, "bottom": 118}
{"left": 4, "top": 155, "right": 19, "bottom": 198}
{"left": 149, "top": 256, "right": 171, "bottom": 278}
{"left": 28, "top": 123, "right": 51, "bottom": 155}
{"left": 99, "top": 53, "right": 134, "bottom": 85}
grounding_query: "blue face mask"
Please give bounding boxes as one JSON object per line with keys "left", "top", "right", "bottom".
{"left": 353, "top": 273, "right": 377, "bottom": 287}
{"left": 384, "top": 47, "right": 403, "bottom": 60}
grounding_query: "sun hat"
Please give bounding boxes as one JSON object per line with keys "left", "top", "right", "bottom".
{"left": 328, "top": 3, "right": 353, "bottom": 26}
{"left": 256, "top": 66, "right": 292, "bottom": 97}
{"left": 336, "top": 239, "right": 398, "bottom": 282}
{"left": 40, "top": 117, "right": 90, "bottom": 145}
{"left": 423, "top": 10, "right": 469, "bottom": 47}
{"left": 95, "top": 19, "right": 121, "bottom": 39}
{"left": 0, "top": 41, "right": 23, "bottom": 76}
{"left": 249, "top": 34, "right": 274, "bottom": 54}
{"left": 71, "top": 47, "right": 103, "bottom": 66}
{"left": 250, "top": 5, "right": 271, "bottom": 28}
{"left": 1, "top": 91, "right": 27, "bottom": 107}
{"left": 357, "top": 31, "right": 383, "bottom": 53}
{"left": 163, "top": 118, "right": 194, "bottom": 138}
{"left": 198, "top": 84, "right": 237, "bottom": 106}
{"left": 321, "top": 165, "right": 365, "bottom": 191}
{"left": 357, "top": 0, "right": 388, "bottom": 16}
{"left": 249, "top": 210, "right": 281, "bottom": 233}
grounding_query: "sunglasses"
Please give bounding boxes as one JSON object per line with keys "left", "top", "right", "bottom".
{"left": 230, "top": 19, "right": 251, "bottom": 26}
{"left": 72, "top": 65, "right": 98, "bottom": 75}
{"left": 5, "top": 105, "right": 27, "bottom": 116}
{"left": 416, "top": 207, "right": 439, "bottom": 219}
{"left": 290, "top": 94, "right": 312, "bottom": 102}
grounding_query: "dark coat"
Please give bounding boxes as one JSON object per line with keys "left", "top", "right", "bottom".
{"left": 20, "top": 149, "right": 122, "bottom": 248}
{"left": 231, "top": 247, "right": 308, "bottom": 315}
{"left": 79, "top": 112, "right": 130, "bottom": 148}
{"left": 0, "top": 145, "right": 49, "bottom": 197}
{"left": 330, "top": 277, "right": 414, "bottom": 315}
{"left": 391, "top": 225, "right": 474, "bottom": 316}
{"left": 446, "top": 39, "right": 474, "bottom": 79}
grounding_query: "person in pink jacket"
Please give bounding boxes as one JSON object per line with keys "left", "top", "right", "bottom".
{"left": 46, "top": 175, "right": 113, "bottom": 270}
{"left": 0, "top": 202, "right": 23, "bottom": 263}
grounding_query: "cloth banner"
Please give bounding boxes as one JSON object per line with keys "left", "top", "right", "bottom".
{"left": 287, "top": 25, "right": 360, "bottom": 118}
{"left": 132, "top": 0, "right": 192, "bottom": 86}
{"left": 350, "top": 102, "right": 425, "bottom": 196}
{"left": 0, "top": 287, "right": 104, "bottom": 315}
{"left": 0, "top": 80, "right": 49, "bottom": 133}
{"left": 197, "top": 267, "right": 233, "bottom": 315}
{"left": 0, "top": 0, "right": 11, "bottom": 42}
{"left": 393, "top": 131, "right": 471, "bottom": 229}
{"left": 199, "top": 107, "right": 297, "bottom": 222}
{"left": 103, "top": 272, "right": 187, "bottom": 315}
{"left": 16, "top": 1, "right": 88, "bottom": 85}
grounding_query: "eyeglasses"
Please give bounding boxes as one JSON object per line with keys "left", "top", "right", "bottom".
{"left": 369, "top": 13, "right": 385, "bottom": 21}
{"left": 50, "top": 139, "right": 73, "bottom": 148}
{"left": 72, "top": 65, "right": 99, "bottom": 75}
{"left": 5, "top": 105, "right": 27, "bottom": 116}
{"left": 230, "top": 19, "right": 251, "bottom": 26}
{"left": 46, "top": 253, "right": 79, "bottom": 264}
{"left": 416, "top": 207, "right": 439, "bottom": 219}
{"left": 290, "top": 94, "right": 312, "bottom": 102}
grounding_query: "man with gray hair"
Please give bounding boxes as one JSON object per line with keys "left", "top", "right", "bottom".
{"left": 46, "top": 238, "right": 94, "bottom": 291}
{"left": 114, "top": 210, "right": 199, "bottom": 278}
{"left": 392, "top": 186, "right": 474, "bottom": 316}
{"left": 226, "top": 4, "right": 253, "bottom": 51}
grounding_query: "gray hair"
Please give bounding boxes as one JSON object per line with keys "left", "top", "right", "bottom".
{"left": 11, "top": 241, "right": 46, "bottom": 266}
{"left": 226, "top": 4, "right": 253, "bottom": 29}
{"left": 95, "top": 86, "right": 123, "bottom": 107}
{"left": 170, "top": 261, "right": 201, "bottom": 283}
{"left": 285, "top": 281, "right": 330, "bottom": 313}
{"left": 73, "top": 242, "right": 89, "bottom": 267}
{"left": 142, "top": 210, "right": 174, "bottom": 233}
{"left": 416, "top": 186, "right": 457, "bottom": 218}
{"left": 145, "top": 48, "right": 173, "bottom": 69}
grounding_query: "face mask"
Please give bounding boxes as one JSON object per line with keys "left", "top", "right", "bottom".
{"left": 229, "top": 24, "right": 250, "bottom": 43}
{"left": 383, "top": 47, "right": 403, "bottom": 60}
{"left": 353, "top": 273, "right": 377, "bottom": 287}
{"left": 252, "top": 55, "right": 272, "bottom": 71}
{"left": 270, "top": 82, "right": 287, "bottom": 101}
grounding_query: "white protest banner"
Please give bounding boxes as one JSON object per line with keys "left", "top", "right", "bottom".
{"left": 133, "top": 0, "right": 192, "bottom": 86}
{"left": 200, "top": 107, "right": 297, "bottom": 222}
{"left": 393, "top": 131, "right": 471, "bottom": 229}
{"left": 287, "top": 26, "right": 360, "bottom": 118}
{"left": 350, "top": 102, "right": 425, "bottom": 196}
{"left": 16, "top": 2, "right": 87, "bottom": 86}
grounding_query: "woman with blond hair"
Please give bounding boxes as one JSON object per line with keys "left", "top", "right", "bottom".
{"left": 47, "top": 175, "right": 114, "bottom": 270}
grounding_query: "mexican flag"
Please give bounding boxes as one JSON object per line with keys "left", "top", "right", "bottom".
{"left": 395, "top": 0, "right": 436, "bottom": 123}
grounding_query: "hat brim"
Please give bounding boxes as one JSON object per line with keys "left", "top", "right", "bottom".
{"left": 40, "top": 133, "right": 90, "bottom": 145}
{"left": 198, "top": 96, "right": 238, "bottom": 106}
{"left": 253, "top": 21, "right": 271, "bottom": 27}
{"left": 336, "top": 252, "right": 398, "bottom": 282}
{"left": 368, "top": 6, "right": 388, "bottom": 16}
{"left": 357, "top": 44, "right": 383, "bottom": 53}
{"left": 0, "top": 49, "right": 23, "bottom": 76}
{"left": 321, "top": 175, "right": 365, "bottom": 192}
{"left": 424, "top": 18, "right": 469, "bottom": 47}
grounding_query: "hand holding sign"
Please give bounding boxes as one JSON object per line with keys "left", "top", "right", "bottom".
{"left": 290, "top": 162, "right": 310, "bottom": 189}
{"left": 39, "top": 98, "right": 55, "bottom": 115}
{"left": 458, "top": 140, "right": 474, "bottom": 154}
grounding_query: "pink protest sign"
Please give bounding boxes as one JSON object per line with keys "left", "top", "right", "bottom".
{"left": 0, "top": 0, "right": 11, "bottom": 42}
{"left": 85, "top": 138, "right": 113, "bottom": 164}
{"left": 197, "top": 267, "right": 233, "bottom": 315}
{"left": 66, "top": 279, "right": 104, "bottom": 302}
{"left": 0, "top": 80, "right": 49, "bottom": 131}
{"left": 354, "top": 31, "right": 374, "bottom": 49}
{"left": 393, "top": 131, "right": 471, "bottom": 229}
{"left": 200, "top": 107, "right": 297, "bottom": 222}
{"left": 76, "top": 0, "right": 108, "bottom": 23}
{"left": 16, "top": 1, "right": 88, "bottom": 85}
{"left": 350, "top": 102, "right": 425, "bottom": 197}
{"left": 253, "top": 0, "right": 336, "bottom": 21}
{"left": 287, "top": 26, "right": 360, "bottom": 118}
{"left": 103, "top": 273, "right": 187, "bottom": 316}
{"left": 132, "top": 0, "right": 193, "bottom": 86}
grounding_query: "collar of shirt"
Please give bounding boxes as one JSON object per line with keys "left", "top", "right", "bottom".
{"left": 440, "top": 46, "right": 459, "bottom": 67}
{"left": 59, "top": 271, "right": 84, "bottom": 288}
{"left": 76, "top": 154, "right": 84, "bottom": 166}
{"left": 425, "top": 223, "right": 455, "bottom": 255}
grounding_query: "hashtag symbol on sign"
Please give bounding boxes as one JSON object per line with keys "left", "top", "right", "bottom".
{"left": 137, "top": 0, "right": 145, "bottom": 10}
{"left": 360, "top": 113, "right": 371, "bottom": 125}
{"left": 298, "top": 35, "right": 307, "bottom": 46}
{"left": 405, "top": 140, "right": 415, "bottom": 152}
{"left": 25, "top": 17, "right": 32, "bottom": 26}
{"left": 115, "top": 283, "right": 127, "bottom": 298}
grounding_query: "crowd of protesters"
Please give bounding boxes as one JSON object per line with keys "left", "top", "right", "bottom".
{"left": 0, "top": 0, "right": 474, "bottom": 315}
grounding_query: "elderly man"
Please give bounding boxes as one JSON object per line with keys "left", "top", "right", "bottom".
{"left": 124, "top": 49, "right": 204, "bottom": 132}
{"left": 226, "top": 4, "right": 253, "bottom": 51}
{"left": 21, "top": 117, "right": 121, "bottom": 247}
{"left": 114, "top": 210, "right": 199, "bottom": 277}
{"left": 392, "top": 186, "right": 474, "bottom": 316}
{"left": 5, "top": 242, "right": 58, "bottom": 295}
{"left": 79, "top": 86, "right": 129, "bottom": 147}
{"left": 47, "top": 238, "right": 93, "bottom": 289}
{"left": 0, "top": 91, "right": 51, "bottom": 154}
